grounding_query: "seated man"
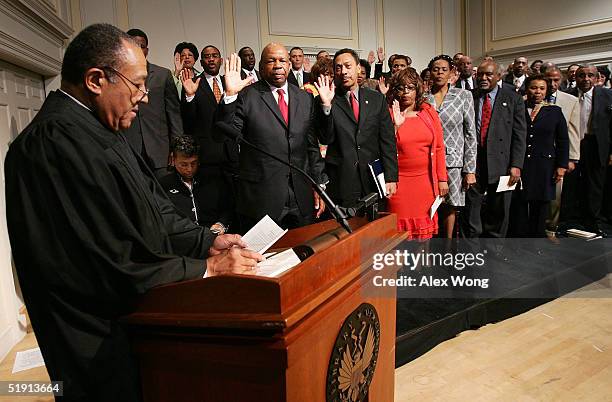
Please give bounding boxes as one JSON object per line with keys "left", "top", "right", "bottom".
{"left": 159, "top": 135, "right": 233, "bottom": 234}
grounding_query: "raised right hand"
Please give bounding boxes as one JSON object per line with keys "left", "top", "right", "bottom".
{"left": 173, "top": 52, "right": 183, "bottom": 76}
{"left": 224, "top": 53, "right": 254, "bottom": 96}
{"left": 179, "top": 68, "right": 200, "bottom": 97}
{"left": 378, "top": 77, "right": 389, "bottom": 95}
{"left": 392, "top": 100, "right": 405, "bottom": 128}
{"left": 314, "top": 75, "right": 335, "bottom": 107}
{"left": 377, "top": 47, "right": 385, "bottom": 63}
{"left": 367, "top": 50, "right": 375, "bottom": 65}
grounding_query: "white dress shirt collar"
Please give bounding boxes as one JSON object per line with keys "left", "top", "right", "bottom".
{"left": 59, "top": 89, "right": 91, "bottom": 111}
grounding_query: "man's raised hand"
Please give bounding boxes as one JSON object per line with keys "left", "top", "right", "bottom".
{"left": 224, "top": 53, "right": 254, "bottom": 97}
{"left": 314, "top": 75, "right": 335, "bottom": 107}
{"left": 180, "top": 68, "right": 200, "bottom": 97}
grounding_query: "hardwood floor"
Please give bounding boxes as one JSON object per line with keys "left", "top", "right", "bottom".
{"left": 1, "top": 275, "right": 610, "bottom": 402}
{"left": 395, "top": 274, "right": 612, "bottom": 401}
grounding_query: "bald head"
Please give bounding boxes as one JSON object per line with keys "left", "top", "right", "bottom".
{"left": 260, "top": 43, "right": 291, "bottom": 87}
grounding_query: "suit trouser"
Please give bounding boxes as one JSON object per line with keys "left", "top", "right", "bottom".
{"left": 546, "top": 179, "right": 563, "bottom": 231}
{"left": 462, "top": 182, "right": 513, "bottom": 238}
{"left": 559, "top": 165, "right": 581, "bottom": 225}
{"left": 509, "top": 190, "right": 550, "bottom": 237}
{"left": 579, "top": 136, "right": 607, "bottom": 230}
{"left": 239, "top": 181, "right": 312, "bottom": 234}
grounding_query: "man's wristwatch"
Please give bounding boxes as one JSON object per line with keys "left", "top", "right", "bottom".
{"left": 210, "top": 222, "right": 227, "bottom": 235}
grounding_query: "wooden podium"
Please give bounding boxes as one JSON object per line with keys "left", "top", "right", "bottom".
{"left": 123, "top": 213, "right": 405, "bottom": 402}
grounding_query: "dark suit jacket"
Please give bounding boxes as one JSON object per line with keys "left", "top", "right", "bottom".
{"left": 158, "top": 171, "right": 233, "bottom": 227}
{"left": 124, "top": 62, "right": 183, "bottom": 168}
{"left": 521, "top": 104, "right": 569, "bottom": 200}
{"left": 373, "top": 63, "right": 391, "bottom": 81}
{"left": 215, "top": 80, "right": 327, "bottom": 221}
{"left": 317, "top": 87, "right": 398, "bottom": 206}
{"left": 559, "top": 80, "right": 575, "bottom": 93}
{"left": 503, "top": 74, "right": 526, "bottom": 96}
{"left": 240, "top": 69, "right": 260, "bottom": 81}
{"left": 287, "top": 70, "right": 311, "bottom": 86}
{"left": 181, "top": 75, "right": 239, "bottom": 171}
{"left": 474, "top": 86, "right": 527, "bottom": 184}
{"left": 567, "top": 86, "right": 612, "bottom": 166}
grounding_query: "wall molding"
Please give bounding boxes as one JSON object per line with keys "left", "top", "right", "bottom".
{"left": 491, "top": 0, "right": 612, "bottom": 41}
{"left": 0, "top": 0, "right": 72, "bottom": 76}
{"left": 260, "top": 0, "right": 359, "bottom": 49}
{"left": 485, "top": 32, "right": 612, "bottom": 59}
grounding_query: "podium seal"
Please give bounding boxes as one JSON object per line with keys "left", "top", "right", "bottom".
{"left": 326, "top": 303, "right": 381, "bottom": 402}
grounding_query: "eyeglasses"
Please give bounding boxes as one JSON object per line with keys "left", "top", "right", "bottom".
{"left": 104, "top": 66, "right": 149, "bottom": 102}
{"left": 202, "top": 53, "right": 221, "bottom": 59}
{"left": 394, "top": 85, "right": 416, "bottom": 93}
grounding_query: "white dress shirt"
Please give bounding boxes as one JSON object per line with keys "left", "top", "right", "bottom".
{"left": 291, "top": 68, "right": 305, "bottom": 87}
{"left": 242, "top": 68, "right": 258, "bottom": 82}
{"left": 578, "top": 87, "right": 593, "bottom": 139}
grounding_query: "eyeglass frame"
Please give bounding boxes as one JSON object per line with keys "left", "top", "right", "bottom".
{"left": 102, "top": 66, "right": 149, "bottom": 103}
{"left": 393, "top": 85, "right": 417, "bottom": 94}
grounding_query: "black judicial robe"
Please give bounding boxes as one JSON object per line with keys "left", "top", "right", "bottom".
{"left": 5, "top": 91, "right": 215, "bottom": 402}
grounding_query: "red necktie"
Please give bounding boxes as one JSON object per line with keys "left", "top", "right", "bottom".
{"left": 277, "top": 88, "right": 288, "bottom": 124}
{"left": 480, "top": 94, "right": 492, "bottom": 146}
{"left": 350, "top": 92, "right": 359, "bottom": 121}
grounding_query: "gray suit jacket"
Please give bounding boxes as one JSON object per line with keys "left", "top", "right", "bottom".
{"left": 552, "top": 90, "right": 580, "bottom": 160}
{"left": 124, "top": 62, "right": 183, "bottom": 168}
{"left": 474, "top": 86, "right": 527, "bottom": 184}
{"left": 430, "top": 87, "right": 477, "bottom": 172}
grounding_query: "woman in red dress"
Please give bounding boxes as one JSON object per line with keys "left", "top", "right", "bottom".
{"left": 386, "top": 68, "right": 448, "bottom": 239}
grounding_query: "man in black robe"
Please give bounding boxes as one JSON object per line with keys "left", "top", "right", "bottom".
{"left": 4, "top": 23, "right": 262, "bottom": 402}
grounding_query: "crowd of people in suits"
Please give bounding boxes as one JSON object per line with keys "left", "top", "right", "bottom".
{"left": 123, "top": 27, "right": 612, "bottom": 240}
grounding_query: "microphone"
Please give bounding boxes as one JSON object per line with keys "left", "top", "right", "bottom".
{"left": 215, "top": 121, "right": 352, "bottom": 234}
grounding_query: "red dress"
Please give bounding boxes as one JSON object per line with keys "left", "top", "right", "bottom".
{"left": 388, "top": 103, "right": 447, "bottom": 239}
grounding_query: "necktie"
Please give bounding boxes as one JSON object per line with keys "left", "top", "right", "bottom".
{"left": 514, "top": 77, "right": 520, "bottom": 88}
{"left": 296, "top": 72, "right": 303, "bottom": 88}
{"left": 350, "top": 92, "right": 359, "bottom": 121}
{"left": 277, "top": 88, "right": 288, "bottom": 124}
{"left": 249, "top": 71, "right": 256, "bottom": 82}
{"left": 465, "top": 79, "right": 471, "bottom": 90}
{"left": 212, "top": 78, "right": 222, "bottom": 103}
{"left": 548, "top": 93, "right": 556, "bottom": 104}
{"left": 480, "top": 94, "right": 492, "bottom": 146}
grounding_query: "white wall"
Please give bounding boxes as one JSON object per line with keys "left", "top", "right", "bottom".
{"left": 466, "top": 0, "right": 612, "bottom": 68}
{"left": 73, "top": 0, "right": 454, "bottom": 72}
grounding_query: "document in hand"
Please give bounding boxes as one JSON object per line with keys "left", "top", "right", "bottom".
{"left": 241, "top": 215, "right": 288, "bottom": 254}
{"left": 496, "top": 175, "right": 518, "bottom": 192}
{"left": 368, "top": 159, "right": 388, "bottom": 198}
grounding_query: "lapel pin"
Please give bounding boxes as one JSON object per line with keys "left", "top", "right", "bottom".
{"left": 502, "top": 102, "right": 507, "bottom": 106}
{"left": 365, "top": 100, "right": 368, "bottom": 104}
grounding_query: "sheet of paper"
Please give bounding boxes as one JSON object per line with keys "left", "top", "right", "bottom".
{"left": 242, "top": 215, "right": 288, "bottom": 254}
{"left": 377, "top": 173, "right": 388, "bottom": 197}
{"left": 255, "top": 248, "right": 302, "bottom": 277}
{"left": 430, "top": 196, "right": 444, "bottom": 219}
{"left": 496, "top": 175, "right": 518, "bottom": 192}
{"left": 12, "top": 347, "right": 45, "bottom": 373}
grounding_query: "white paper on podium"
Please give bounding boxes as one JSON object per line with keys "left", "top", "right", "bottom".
{"left": 242, "top": 215, "right": 288, "bottom": 254}
{"left": 256, "top": 248, "right": 302, "bottom": 277}
{"left": 496, "top": 176, "right": 518, "bottom": 192}
{"left": 430, "top": 196, "right": 444, "bottom": 219}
